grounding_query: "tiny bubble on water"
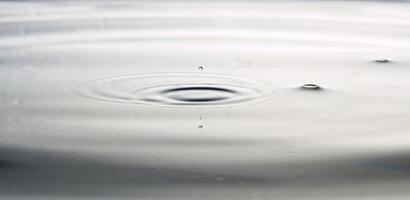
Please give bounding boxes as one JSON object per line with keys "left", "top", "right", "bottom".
{"left": 301, "top": 84, "right": 321, "bottom": 90}
{"left": 374, "top": 59, "right": 390, "bottom": 63}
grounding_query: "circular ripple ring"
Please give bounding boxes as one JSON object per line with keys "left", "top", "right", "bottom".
{"left": 73, "top": 72, "right": 272, "bottom": 107}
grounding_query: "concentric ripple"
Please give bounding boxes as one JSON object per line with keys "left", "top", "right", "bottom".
{"left": 74, "top": 73, "right": 271, "bottom": 107}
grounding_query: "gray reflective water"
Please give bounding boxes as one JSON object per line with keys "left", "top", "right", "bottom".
{"left": 1, "top": 0, "right": 410, "bottom": 199}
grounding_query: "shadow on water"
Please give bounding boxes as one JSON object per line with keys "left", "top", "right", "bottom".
{"left": 0, "top": 145, "right": 271, "bottom": 197}
{"left": 1, "top": 145, "right": 410, "bottom": 197}
{"left": 0, "top": 160, "right": 20, "bottom": 170}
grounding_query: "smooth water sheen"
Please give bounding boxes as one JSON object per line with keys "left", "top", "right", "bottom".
{"left": 1, "top": 0, "right": 410, "bottom": 199}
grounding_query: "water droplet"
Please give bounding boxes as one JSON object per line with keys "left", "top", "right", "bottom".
{"left": 374, "top": 58, "right": 390, "bottom": 63}
{"left": 301, "top": 84, "right": 321, "bottom": 90}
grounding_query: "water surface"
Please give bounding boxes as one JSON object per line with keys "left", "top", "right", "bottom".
{"left": 1, "top": 0, "right": 410, "bottom": 199}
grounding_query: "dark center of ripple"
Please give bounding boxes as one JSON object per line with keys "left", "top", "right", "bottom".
{"left": 161, "top": 86, "right": 237, "bottom": 103}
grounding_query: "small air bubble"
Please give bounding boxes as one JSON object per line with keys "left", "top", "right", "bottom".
{"left": 374, "top": 59, "right": 390, "bottom": 63}
{"left": 198, "top": 66, "right": 203, "bottom": 70}
{"left": 301, "top": 84, "right": 321, "bottom": 90}
{"left": 198, "top": 125, "right": 203, "bottom": 129}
